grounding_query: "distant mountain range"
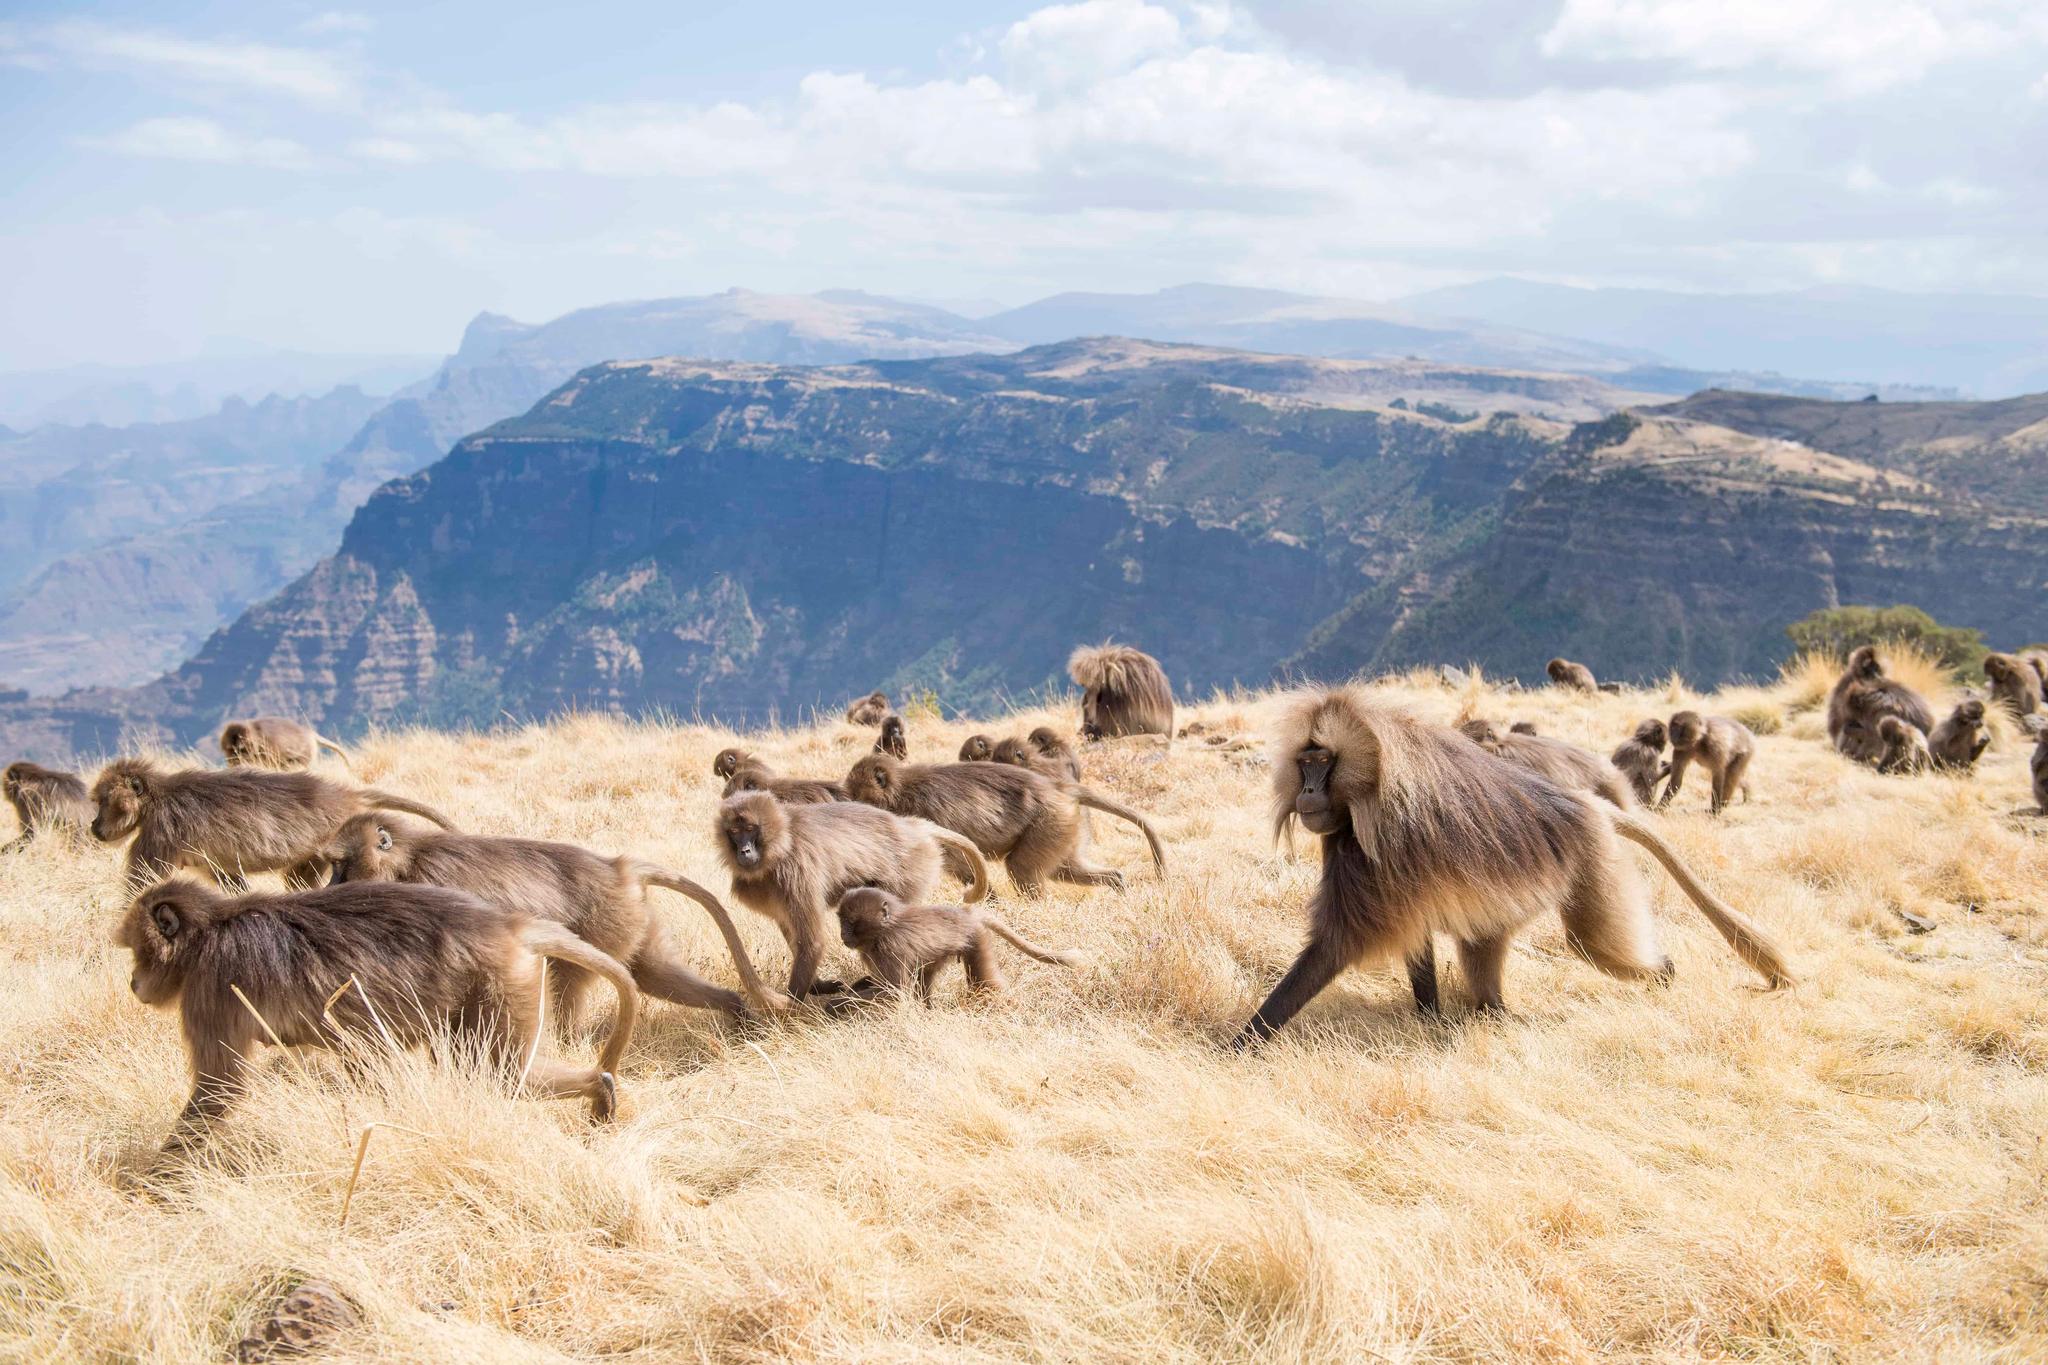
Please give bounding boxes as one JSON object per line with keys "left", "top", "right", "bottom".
{"left": 0, "top": 352, "right": 438, "bottom": 430}
{"left": 4, "top": 338, "right": 2042, "bottom": 763}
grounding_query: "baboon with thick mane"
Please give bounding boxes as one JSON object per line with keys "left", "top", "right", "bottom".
{"left": 1609, "top": 720, "right": 1671, "bottom": 807}
{"left": 324, "top": 814, "right": 788, "bottom": 1021}
{"left": 1828, "top": 646, "right": 1933, "bottom": 762}
{"left": 116, "top": 878, "right": 637, "bottom": 1154}
{"left": 1659, "top": 712, "right": 1754, "bottom": 815}
{"left": 90, "top": 758, "right": 454, "bottom": 890}
{"left": 843, "top": 753, "right": 1165, "bottom": 894}
{"left": 715, "top": 791, "right": 990, "bottom": 999}
{"left": 1546, "top": 658, "right": 1599, "bottom": 692}
{"left": 1875, "top": 715, "right": 1934, "bottom": 774}
{"left": 845, "top": 691, "right": 890, "bottom": 727}
{"left": 219, "top": 717, "right": 351, "bottom": 771}
{"left": 832, "top": 887, "right": 1080, "bottom": 1004}
{"left": 1235, "top": 688, "right": 1792, "bottom": 1044}
{"left": 1928, "top": 700, "right": 1990, "bottom": 770}
{"left": 1983, "top": 654, "right": 2042, "bottom": 719}
{"left": 3, "top": 761, "right": 92, "bottom": 851}
{"left": 1068, "top": 643, "right": 1173, "bottom": 739}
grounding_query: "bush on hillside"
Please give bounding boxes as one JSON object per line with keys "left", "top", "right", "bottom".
{"left": 1785, "top": 605, "right": 1987, "bottom": 678}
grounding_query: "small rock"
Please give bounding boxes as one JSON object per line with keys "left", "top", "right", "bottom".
{"left": 1438, "top": 665, "right": 1470, "bottom": 688}
{"left": 234, "top": 1282, "right": 359, "bottom": 1361}
{"left": 1898, "top": 910, "right": 1937, "bottom": 934}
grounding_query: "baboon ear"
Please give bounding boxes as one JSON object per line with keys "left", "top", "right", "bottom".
{"left": 151, "top": 903, "right": 182, "bottom": 940}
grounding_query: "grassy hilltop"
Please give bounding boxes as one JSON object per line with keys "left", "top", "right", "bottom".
{"left": 1, "top": 667, "right": 2044, "bottom": 1361}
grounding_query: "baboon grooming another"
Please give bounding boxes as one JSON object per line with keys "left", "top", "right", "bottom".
{"left": 715, "top": 791, "right": 989, "bottom": 999}
{"left": 219, "top": 717, "right": 351, "bottom": 771}
{"left": 116, "top": 877, "right": 637, "bottom": 1153}
{"left": 1928, "top": 700, "right": 1990, "bottom": 770}
{"left": 833, "top": 887, "right": 1080, "bottom": 1004}
{"left": 3, "top": 761, "right": 92, "bottom": 851}
{"left": 90, "top": 759, "right": 454, "bottom": 890}
{"left": 1235, "top": 688, "right": 1792, "bottom": 1044}
{"left": 843, "top": 753, "right": 1166, "bottom": 894}
{"left": 1983, "top": 654, "right": 2042, "bottom": 719}
{"left": 1828, "top": 646, "right": 1933, "bottom": 762}
{"left": 845, "top": 691, "right": 890, "bottom": 727}
{"left": 874, "top": 715, "right": 908, "bottom": 760}
{"left": 1546, "top": 658, "right": 1599, "bottom": 692}
{"left": 1609, "top": 721, "right": 1671, "bottom": 807}
{"left": 958, "top": 735, "right": 995, "bottom": 762}
{"left": 1875, "top": 715, "right": 1934, "bottom": 774}
{"left": 1068, "top": 643, "right": 1173, "bottom": 739}
{"left": 719, "top": 753, "right": 848, "bottom": 805}
{"left": 1659, "top": 712, "right": 1755, "bottom": 815}
{"left": 324, "top": 815, "right": 789, "bottom": 1021}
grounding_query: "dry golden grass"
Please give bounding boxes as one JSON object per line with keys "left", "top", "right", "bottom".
{"left": 3, "top": 674, "right": 2045, "bottom": 1362}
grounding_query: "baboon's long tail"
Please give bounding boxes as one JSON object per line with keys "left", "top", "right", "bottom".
{"left": 362, "top": 790, "right": 457, "bottom": 830}
{"left": 1076, "top": 787, "right": 1167, "bottom": 874}
{"left": 1611, "top": 809, "right": 1793, "bottom": 987}
{"left": 314, "top": 734, "right": 353, "bottom": 771}
{"left": 635, "top": 863, "right": 792, "bottom": 1013}
{"left": 522, "top": 921, "right": 640, "bottom": 1078}
{"left": 931, "top": 827, "right": 990, "bottom": 903}
{"left": 985, "top": 914, "right": 1082, "bottom": 966}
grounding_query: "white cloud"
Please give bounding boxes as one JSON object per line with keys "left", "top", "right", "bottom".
{"left": 35, "top": 21, "right": 356, "bottom": 103}
{"left": 87, "top": 116, "right": 313, "bottom": 169}
{"left": 301, "top": 12, "right": 374, "bottom": 36}
{"left": 1000, "top": 0, "right": 1184, "bottom": 91}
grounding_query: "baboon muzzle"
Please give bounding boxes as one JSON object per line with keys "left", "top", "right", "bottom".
{"left": 1294, "top": 747, "right": 1341, "bottom": 834}
{"left": 732, "top": 839, "right": 761, "bottom": 868}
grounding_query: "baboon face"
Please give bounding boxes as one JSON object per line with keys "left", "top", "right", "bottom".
{"left": 1668, "top": 712, "right": 1705, "bottom": 749}
{"left": 88, "top": 763, "right": 150, "bottom": 842}
{"left": 1958, "top": 700, "right": 1986, "bottom": 725}
{"left": 991, "top": 738, "right": 1033, "bottom": 767}
{"left": 837, "top": 887, "right": 896, "bottom": 948}
{"left": 716, "top": 794, "right": 786, "bottom": 873}
{"left": 1290, "top": 745, "right": 1345, "bottom": 836}
{"left": 712, "top": 748, "right": 747, "bottom": 780}
{"left": 958, "top": 735, "right": 993, "bottom": 762}
{"left": 1079, "top": 691, "right": 1104, "bottom": 741}
{"left": 1546, "top": 659, "right": 1568, "bottom": 682}
{"left": 325, "top": 814, "right": 403, "bottom": 885}
{"left": 1849, "top": 646, "right": 1882, "bottom": 681}
{"left": 1633, "top": 720, "right": 1667, "bottom": 749}
{"left": 114, "top": 881, "right": 217, "bottom": 1006}
{"left": 219, "top": 723, "right": 251, "bottom": 764}
{"left": 843, "top": 756, "right": 896, "bottom": 804}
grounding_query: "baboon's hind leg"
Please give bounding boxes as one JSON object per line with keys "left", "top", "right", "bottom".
{"left": 1559, "top": 865, "right": 1674, "bottom": 984}
{"left": 1455, "top": 934, "right": 1514, "bottom": 1013}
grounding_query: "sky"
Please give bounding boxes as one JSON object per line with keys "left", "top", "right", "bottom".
{"left": 3, "top": 0, "right": 2046, "bottom": 369}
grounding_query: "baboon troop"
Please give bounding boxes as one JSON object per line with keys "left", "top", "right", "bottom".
{"left": 1609, "top": 721, "right": 1670, "bottom": 806}
{"left": 833, "top": 887, "right": 1080, "bottom": 1004}
{"left": 1928, "top": 700, "right": 1990, "bottom": 770}
{"left": 4, "top": 760, "right": 92, "bottom": 850}
{"left": 1069, "top": 643, "right": 1173, "bottom": 739}
{"left": 845, "top": 691, "right": 890, "bottom": 727}
{"left": 1659, "top": 712, "right": 1754, "bottom": 815}
{"left": 874, "top": 714, "right": 908, "bottom": 760}
{"left": 1828, "top": 646, "right": 1933, "bottom": 763}
{"left": 1546, "top": 658, "right": 1599, "bottom": 692}
{"left": 219, "top": 717, "right": 351, "bottom": 771}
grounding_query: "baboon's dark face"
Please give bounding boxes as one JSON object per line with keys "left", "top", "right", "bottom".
{"left": 1291, "top": 746, "right": 1344, "bottom": 836}
{"left": 1668, "top": 714, "right": 1704, "bottom": 749}
{"left": 89, "top": 772, "right": 145, "bottom": 842}
{"left": 722, "top": 815, "right": 765, "bottom": 869}
{"left": 1080, "top": 690, "right": 1103, "bottom": 741}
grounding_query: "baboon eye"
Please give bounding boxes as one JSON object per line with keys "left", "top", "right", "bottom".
{"left": 152, "top": 904, "right": 181, "bottom": 939}
{"left": 376, "top": 828, "right": 392, "bottom": 850}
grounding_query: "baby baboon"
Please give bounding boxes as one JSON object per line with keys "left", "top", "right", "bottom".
{"left": 721, "top": 755, "right": 848, "bottom": 805}
{"left": 1609, "top": 720, "right": 1671, "bottom": 806}
{"left": 3, "top": 760, "right": 93, "bottom": 851}
{"left": 1068, "top": 642, "right": 1173, "bottom": 739}
{"left": 1983, "top": 653, "right": 2042, "bottom": 719}
{"left": 1458, "top": 720, "right": 1635, "bottom": 811}
{"left": 843, "top": 753, "right": 1165, "bottom": 894}
{"left": 846, "top": 691, "right": 891, "bottom": 727}
{"left": 219, "top": 717, "right": 351, "bottom": 771}
{"left": 1659, "top": 712, "right": 1755, "bottom": 815}
{"left": 324, "top": 814, "right": 789, "bottom": 1021}
{"left": 1928, "top": 700, "right": 1990, "bottom": 770}
{"left": 712, "top": 747, "right": 749, "bottom": 780}
{"left": 874, "top": 715, "right": 908, "bottom": 760}
{"left": 1027, "top": 726, "right": 1084, "bottom": 781}
{"left": 1235, "top": 688, "right": 1791, "bottom": 1044}
{"left": 715, "top": 791, "right": 989, "bottom": 999}
{"left": 1875, "top": 715, "right": 1934, "bottom": 774}
{"left": 958, "top": 735, "right": 994, "bottom": 762}
{"left": 832, "top": 887, "right": 1080, "bottom": 1004}
{"left": 116, "top": 877, "right": 637, "bottom": 1154}
{"left": 1828, "top": 646, "right": 1932, "bottom": 762}
{"left": 1546, "top": 658, "right": 1598, "bottom": 692}
{"left": 90, "top": 758, "right": 454, "bottom": 890}
{"left": 2032, "top": 726, "right": 2048, "bottom": 812}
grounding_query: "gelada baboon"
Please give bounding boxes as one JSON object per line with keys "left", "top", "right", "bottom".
{"left": 3, "top": 760, "right": 92, "bottom": 851}
{"left": 1928, "top": 700, "right": 1990, "bottom": 770}
{"left": 720, "top": 753, "right": 848, "bottom": 805}
{"left": 324, "top": 814, "right": 789, "bottom": 1021}
{"left": 715, "top": 791, "right": 990, "bottom": 999}
{"left": 1457, "top": 720, "right": 1634, "bottom": 810}
{"left": 874, "top": 715, "right": 908, "bottom": 760}
{"left": 1235, "top": 688, "right": 1792, "bottom": 1044}
{"left": 832, "top": 887, "right": 1080, "bottom": 1004}
{"left": 1875, "top": 715, "right": 1934, "bottom": 774}
{"left": 1509, "top": 721, "right": 1538, "bottom": 736}
{"left": 116, "top": 877, "right": 637, "bottom": 1153}
{"left": 1983, "top": 654, "right": 2041, "bottom": 719}
{"left": 992, "top": 729, "right": 1083, "bottom": 783}
{"left": 1546, "top": 658, "right": 1598, "bottom": 692}
{"left": 958, "top": 735, "right": 994, "bottom": 762}
{"left": 845, "top": 691, "right": 890, "bottom": 727}
{"left": 2031, "top": 725, "right": 2048, "bottom": 812}
{"left": 1609, "top": 721, "right": 1671, "bottom": 807}
{"left": 712, "top": 747, "right": 748, "bottom": 780}
{"left": 843, "top": 753, "right": 1165, "bottom": 894}
{"left": 1828, "top": 646, "right": 1933, "bottom": 762}
{"left": 90, "top": 758, "right": 454, "bottom": 890}
{"left": 1068, "top": 642, "right": 1173, "bottom": 739}
{"left": 219, "top": 717, "right": 351, "bottom": 771}
{"left": 1659, "top": 711, "right": 1754, "bottom": 815}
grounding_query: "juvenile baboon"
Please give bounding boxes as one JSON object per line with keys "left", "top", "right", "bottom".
{"left": 992, "top": 731, "right": 1083, "bottom": 783}
{"left": 116, "top": 877, "right": 637, "bottom": 1154}
{"left": 845, "top": 691, "right": 890, "bottom": 727}
{"left": 1027, "top": 726, "right": 1085, "bottom": 781}
{"left": 874, "top": 715, "right": 908, "bottom": 760}
{"left": 843, "top": 753, "right": 1166, "bottom": 894}
{"left": 219, "top": 718, "right": 351, "bottom": 771}
{"left": 1457, "top": 720, "right": 1635, "bottom": 811}
{"left": 1828, "top": 646, "right": 1932, "bottom": 761}
{"left": 1928, "top": 699, "right": 1990, "bottom": 770}
{"left": 958, "top": 735, "right": 994, "bottom": 762}
{"left": 324, "top": 815, "right": 788, "bottom": 1021}
{"left": 832, "top": 887, "right": 1080, "bottom": 1003}
{"left": 715, "top": 791, "right": 989, "bottom": 999}
{"left": 89, "top": 758, "right": 455, "bottom": 890}
{"left": 1235, "top": 688, "right": 1791, "bottom": 1044}
{"left": 3, "top": 760, "right": 92, "bottom": 851}
{"left": 1546, "top": 658, "right": 1599, "bottom": 692}
{"left": 1609, "top": 720, "right": 1671, "bottom": 807}
{"left": 2032, "top": 726, "right": 2048, "bottom": 812}
{"left": 1068, "top": 642, "right": 1173, "bottom": 739}
{"left": 1659, "top": 712, "right": 1755, "bottom": 815}
{"left": 712, "top": 748, "right": 749, "bottom": 780}
{"left": 1875, "top": 715, "right": 1934, "bottom": 774}
{"left": 721, "top": 755, "right": 848, "bottom": 805}
{"left": 1983, "top": 654, "right": 2042, "bottom": 719}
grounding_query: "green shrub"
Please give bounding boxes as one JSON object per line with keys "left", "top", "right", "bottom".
{"left": 1784, "top": 605, "right": 1986, "bottom": 679}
